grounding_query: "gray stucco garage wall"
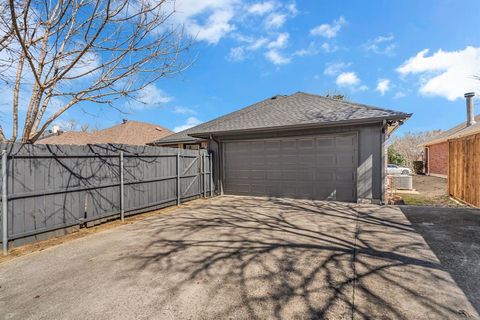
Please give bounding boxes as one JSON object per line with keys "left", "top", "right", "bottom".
{"left": 207, "top": 122, "right": 385, "bottom": 203}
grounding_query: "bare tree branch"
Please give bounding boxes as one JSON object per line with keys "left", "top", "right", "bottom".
{"left": 1, "top": 0, "right": 192, "bottom": 143}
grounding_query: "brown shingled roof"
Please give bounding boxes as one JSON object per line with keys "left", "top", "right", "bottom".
{"left": 37, "top": 120, "right": 173, "bottom": 146}
{"left": 36, "top": 131, "right": 93, "bottom": 145}
{"left": 421, "top": 114, "right": 480, "bottom": 146}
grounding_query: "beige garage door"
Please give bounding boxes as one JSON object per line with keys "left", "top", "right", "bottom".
{"left": 223, "top": 133, "right": 357, "bottom": 202}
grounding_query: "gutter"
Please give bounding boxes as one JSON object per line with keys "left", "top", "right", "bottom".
{"left": 188, "top": 114, "right": 412, "bottom": 139}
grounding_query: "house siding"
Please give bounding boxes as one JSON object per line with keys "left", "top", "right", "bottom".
{"left": 426, "top": 141, "right": 448, "bottom": 177}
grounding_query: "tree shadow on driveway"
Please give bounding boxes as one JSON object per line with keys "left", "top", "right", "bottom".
{"left": 401, "top": 205, "right": 480, "bottom": 316}
{"left": 117, "top": 196, "right": 477, "bottom": 319}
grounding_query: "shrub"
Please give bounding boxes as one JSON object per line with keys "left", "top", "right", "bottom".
{"left": 413, "top": 161, "right": 424, "bottom": 174}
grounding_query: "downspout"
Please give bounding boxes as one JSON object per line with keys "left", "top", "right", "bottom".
{"left": 381, "top": 120, "right": 387, "bottom": 204}
{"left": 209, "top": 135, "right": 222, "bottom": 195}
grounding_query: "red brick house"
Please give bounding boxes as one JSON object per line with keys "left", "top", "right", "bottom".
{"left": 422, "top": 92, "right": 479, "bottom": 178}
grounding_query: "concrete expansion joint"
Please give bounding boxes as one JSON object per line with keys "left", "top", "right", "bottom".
{"left": 351, "top": 208, "right": 361, "bottom": 319}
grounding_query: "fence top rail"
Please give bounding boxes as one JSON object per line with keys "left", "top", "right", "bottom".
{"left": 0, "top": 142, "right": 208, "bottom": 158}
{"left": 7, "top": 154, "right": 179, "bottom": 159}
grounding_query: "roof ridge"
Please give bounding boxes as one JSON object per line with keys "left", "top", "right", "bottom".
{"left": 294, "top": 91, "right": 410, "bottom": 116}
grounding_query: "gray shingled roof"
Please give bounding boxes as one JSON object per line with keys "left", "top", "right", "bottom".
{"left": 152, "top": 92, "right": 410, "bottom": 144}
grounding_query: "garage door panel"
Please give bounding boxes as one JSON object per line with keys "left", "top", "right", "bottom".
{"left": 337, "top": 155, "right": 355, "bottom": 166}
{"left": 317, "top": 137, "right": 335, "bottom": 147}
{"left": 336, "top": 135, "right": 356, "bottom": 146}
{"left": 315, "top": 171, "right": 335, "bottom": 181}
{"left": 266, "top": 171, "right": 282, "bottom": 180}
{"left": 317, "top": 154, "right": 336, "bottom": 166}
{"left": 223, "top": 133, "right": 357, "bottom": 202}
{"left": 249, "top": 171, "right": 267, "bottom": 180}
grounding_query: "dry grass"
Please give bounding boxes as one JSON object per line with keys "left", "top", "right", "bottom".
{"left": 0, "top": 199, "right": 205, "bottom": 264}
{"left": 387, "top": 175, "right": 468, "bottom": 207}
{"left": 401, "top": 194, "right": 463, "bottom": 207}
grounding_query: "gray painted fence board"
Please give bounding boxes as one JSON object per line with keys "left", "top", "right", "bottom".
{"left": 0, "top": 143, "right": 212, "bottom": 245}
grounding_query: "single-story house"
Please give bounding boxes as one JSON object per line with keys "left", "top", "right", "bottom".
{"left": 421, "top": 92, "right": 479, "bottom": 207}
{"left": 421, "top": 92, "right": 479, "bottom": 179}
{"left": 152, "top": 92, "right": 410, "bottom": 203}
{"left": 37, "top": 120, "right": 173, "bottom": 146}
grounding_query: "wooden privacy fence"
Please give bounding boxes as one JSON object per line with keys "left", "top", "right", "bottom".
{"left": 0, "top": 143, "right": 213, "bottom": 254}
{"left": 448, "top": 133, "right": 480, "bottom": 207}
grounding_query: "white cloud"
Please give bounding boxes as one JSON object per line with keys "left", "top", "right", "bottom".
{"left": 310, "top": 16, "right": 346, "bottom": 38}
{"left": 227, "top": 36, "right": 269, "bottom": 62}
{"left": 324, "top": 61, "right": 351, "bottom": 76}
{"left": 393, "top": 91, "right": 406, "bottom": 99}
{"left": 189, "top": 9, "right": 235, "bottom": 44}
{"left": 293, "top": 42, "right": 318, "bottom": 57}
{"left": 228, "top": 46, "right": 246, "bottom": 61}
{"left": 376, "top": 79, "right": 391, "bottom": 95}
{"left": 131, "top": 84, "right": 172, "bottom": 109}
{"left": 174, "top": 117, "right": 202, "bottom": 132}
{"left": 357, "top": 85, "right": 369, "bottom": 92}
{"left": 248, "top": 1, "right": 276, "bottom": 15}
{"left": 173, "top": 106, "right": 197, "bottom": 115}
{"left": 320, "top": 42, "right": 339, "bottom": 53}
{"left": 363, "top": 33, "right": 396, "bottom": 56}
{"left": 397, "top": 46, "right": 480, "bottom": 100}
{"left": 248, "top": 37, "right": 269, "bottom": 50}
{"left": 336, "top": 72, "right": 368, "bottom": 92}
{"left": 264, "top": 12, "right": 287, "bottom": 29}
{"left": 336, "top": 72, "right": 360, "bottom": 87}
{"left": 265, "top": 50, "right": 291, "bottom": 65}
{"left": 267, "top": 32, "right": 289, "bottom": 49}
{"left": 286, "top": 3, "right": 298, "bottom": 16}
{"left": 170, "top": 0, "right": 237, "bottom": 44}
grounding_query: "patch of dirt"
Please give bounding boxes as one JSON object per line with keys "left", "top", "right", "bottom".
{"left": 394, "top": 175, "right": 467, "bottom": 207}
{"left": 411, "top": 175, "right": 448, "bottom": 197}
{"left": 0, "top": 199, "right": 206, "bottom": 264}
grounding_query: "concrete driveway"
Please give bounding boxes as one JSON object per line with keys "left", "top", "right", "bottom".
{"left": 0, "top": 196, "right": 477, "bottom": 319}
{"left": 402, "top": 206, "right": 480, "bottom": 315}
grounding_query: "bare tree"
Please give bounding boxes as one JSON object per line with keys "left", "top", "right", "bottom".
{"left": 324, "top": 89, "right": 347, "bottom": 101}
{"left": 389, "top": 130, "right": 443, "bottom": 168}
{"left": 0, "top": 0, "right": 191, "bottom": 143}
{"left": 80, "top": 123, "right": 89, "bottom": 132}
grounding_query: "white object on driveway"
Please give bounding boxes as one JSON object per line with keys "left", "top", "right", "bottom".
{"left": 387, "top": 164, "right": 412, "bottom": 175}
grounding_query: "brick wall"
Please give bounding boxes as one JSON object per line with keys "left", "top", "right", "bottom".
{"left": 426, "top": 141, "right": 449, "bottom": 176}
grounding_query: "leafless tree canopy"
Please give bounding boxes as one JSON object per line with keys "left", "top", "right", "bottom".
{"left": 0, "top": 0, "right": 190, "bottom": 143}
{"left": 389, "top": 130, "right": 443, "bottom": 168}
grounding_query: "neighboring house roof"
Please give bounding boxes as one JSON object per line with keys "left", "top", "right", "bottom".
{"left": 88, "top": 120, "right": 173, "bottom": 145}
{"left": 421, "top": 114, "right": 480, "bottom": 146}
{"left": 36, "top": 131, "right": 93, "bottom": 145}
{"left": 151, "top": 91, "right": 410, "bottom": 145}
{"left": 37, "top": 120, "right": 173, "bottom": 146}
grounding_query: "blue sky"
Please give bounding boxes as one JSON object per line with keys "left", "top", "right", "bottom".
{"left": 59, "top": 0, "right": 480, "bottom": 136}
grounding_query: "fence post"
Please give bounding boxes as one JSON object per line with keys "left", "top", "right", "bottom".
{"left": 2, "top": 150, "right": 7, "bottom": 256}
{"left": 120, "top": 151, "right": 125, "bottom": 222}
{"left": 209, "top": 153, "right": 213, "bottom": 197}
{"left": 177, "top": 152, "right": 181, "bottom": 205}
{"left": 203, "top": 153, "right": 207, "bottom": 198}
